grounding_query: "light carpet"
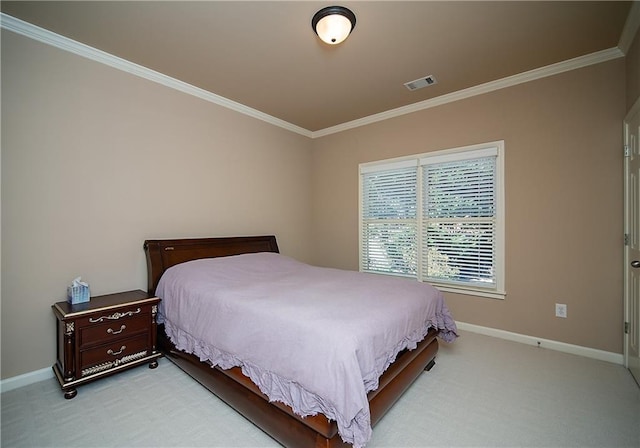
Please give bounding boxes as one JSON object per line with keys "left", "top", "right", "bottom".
{"left": 2, "top": 330, "right": 639, "bottom": 447}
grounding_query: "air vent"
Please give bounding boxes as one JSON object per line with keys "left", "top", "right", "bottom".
{"left": 404, "top": 75, "right": 437, "bottom": 91}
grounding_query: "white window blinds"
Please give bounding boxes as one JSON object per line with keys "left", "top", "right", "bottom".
{"left": 422, "top": 154, "right": 497, "bottom": 287}
{"left": 359, "top": 142, "right": 505, "bottom": 298}
{"left": 361, "top": 161, "right": 418, "bottom": 276}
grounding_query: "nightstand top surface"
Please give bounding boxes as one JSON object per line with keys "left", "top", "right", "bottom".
{"left": 53, "top": 290, "right": 158, "bottom": 318}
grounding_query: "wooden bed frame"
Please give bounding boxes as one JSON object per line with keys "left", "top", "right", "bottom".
{"left": 144, "top": 235, "right": 439, "bottom": 448}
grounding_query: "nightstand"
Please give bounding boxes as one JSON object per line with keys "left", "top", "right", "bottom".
{"left": 52, "top": 290, "right": 162, "bottom": 399}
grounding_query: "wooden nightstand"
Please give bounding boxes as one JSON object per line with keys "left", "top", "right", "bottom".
{"left": 52, "top": 290, "right": 162, "bottom": 399}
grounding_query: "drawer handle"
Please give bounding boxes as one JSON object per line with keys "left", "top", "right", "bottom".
{"left": 107, "top": 325, "right": 126, "bottom": 335}
{"left": 107, "top": 346, "right": 126, "bottom": 356}
{"left": 89, "top": 308, "right": 141, "bottom": 323}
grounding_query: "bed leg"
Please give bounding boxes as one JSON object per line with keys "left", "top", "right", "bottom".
{"left": 424, "top": 358, "right": 436, "bottom": 371}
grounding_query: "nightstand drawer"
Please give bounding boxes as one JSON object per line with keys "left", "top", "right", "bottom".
{"left": 80, "top": 333, "right": 149, "bottom": 375}
{"left": 79, "top": 314, "right": 149, "bottom": 348}
{"left": 77, "top": 304, "right": 147, "bottom": 327}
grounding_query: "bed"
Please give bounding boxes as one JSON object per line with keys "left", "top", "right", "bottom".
{"left": 144, "top": 235, "right": 456, "bottom": 448}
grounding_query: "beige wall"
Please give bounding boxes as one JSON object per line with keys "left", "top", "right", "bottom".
{"left": 2, "top": 25, "right": 637, "bottom": 380}
{"left": 1, "top": 31, "right": 313, "bottom": 379}
{"left": 310, "top": 59, "right": 626, "bottom": 354}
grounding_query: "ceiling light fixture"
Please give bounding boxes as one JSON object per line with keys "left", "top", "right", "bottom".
{"left": 312, "top": 6, "right": 356, "bottom": 45}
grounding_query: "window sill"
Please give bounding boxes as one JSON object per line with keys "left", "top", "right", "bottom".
{"left": 431, "top": 284, "right": 506, "bottom": 300}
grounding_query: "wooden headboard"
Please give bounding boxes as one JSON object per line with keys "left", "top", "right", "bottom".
{"left": 143, "top": 235, "right": 279, "bottom": 294}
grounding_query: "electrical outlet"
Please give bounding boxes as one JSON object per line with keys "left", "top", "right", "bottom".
{"left": 555, "top": 303, "right": 567, "bottom": 318}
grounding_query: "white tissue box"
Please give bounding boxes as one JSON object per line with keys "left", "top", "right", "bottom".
{"left": 67, "top": 285, "right": 90, "bottom": 304}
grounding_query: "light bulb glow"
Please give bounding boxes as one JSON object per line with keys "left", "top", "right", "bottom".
{"left": 316, "top": 14, "right": 352, "bottom": 45}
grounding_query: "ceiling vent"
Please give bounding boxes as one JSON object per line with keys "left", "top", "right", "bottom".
{"left": 404, "top": 75, "right": 437, "bottom": 91}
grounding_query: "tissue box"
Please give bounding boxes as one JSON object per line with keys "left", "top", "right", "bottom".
{"left": 67, "top": 285, "right": 90, "bottom": 305}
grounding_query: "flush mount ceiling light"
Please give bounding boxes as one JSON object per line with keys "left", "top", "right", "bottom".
{"left": 312, "top": 6, "right": 356, "bottom": 45}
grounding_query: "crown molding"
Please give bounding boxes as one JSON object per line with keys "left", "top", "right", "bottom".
{"left": 0, "top": 13, "right": 312, "bottom": 138}
{"left": 311, "top": 47, "right": 625, "bottom": 138}
{"left": 1, "top": 12, "right": 626, "bottom": 140}
{"left": 618, "top": 1, "right": 640, "bottom": 55}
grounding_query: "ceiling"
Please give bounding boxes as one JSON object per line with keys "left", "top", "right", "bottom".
{"left": 1, "top": 1, "right": 634, "bottom": 133}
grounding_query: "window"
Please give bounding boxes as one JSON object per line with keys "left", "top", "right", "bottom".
{"left": 359, "top": 141, "right": 505, "bottom": 299}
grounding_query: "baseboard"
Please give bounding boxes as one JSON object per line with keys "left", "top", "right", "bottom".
{"left": 457, "top": 321, "right": 624, "bottom": 365}
{"left": 1, "top": 324, "right": 624, "bottom": 393}
{"left": 1, "top": 367, "right": 54, "bottom": 393}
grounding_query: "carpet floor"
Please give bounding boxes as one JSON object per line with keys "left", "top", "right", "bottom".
{"left": 2, "top": 330, "right": 639, "bottom": 447}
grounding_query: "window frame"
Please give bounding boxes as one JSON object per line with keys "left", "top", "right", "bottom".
{"left": 359, "top": 141, "right": 506, "bottom": 299}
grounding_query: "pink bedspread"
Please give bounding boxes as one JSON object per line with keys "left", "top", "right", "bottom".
{"left": 156, "top": 252, "right": 457, "bottom": 447}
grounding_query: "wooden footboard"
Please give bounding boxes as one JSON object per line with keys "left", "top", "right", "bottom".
{"left": 158, "top": 324, "right": 439, "bottom": 448}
